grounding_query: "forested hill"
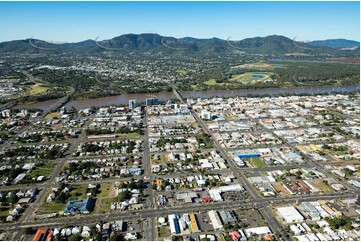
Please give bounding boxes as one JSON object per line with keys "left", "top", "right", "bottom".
{"left": 308, "top": 39, "right": 360, "bottom": 49}
{"left": 0, "top": 34, "right": 359, "bottom": 58}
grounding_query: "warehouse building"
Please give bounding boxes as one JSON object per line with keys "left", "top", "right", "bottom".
{"left": 244, "top": 226, "right": 272, "bottom": 237}
{"left": 189, "top": 213, "right": 200, "bottom": 233}
{"left": 168, "top": 214, "right": 180, "bottom": 234}
{"left": 233, "top": 149, "right": 260, "bottom": 159}
{"left": 301, "top": 202, "right": 321, "bottom": 221}
{"left": 208, "top": 210, "right": 223, "bottom": 230}
{"left": 276, "top": 206, "right": 304, "bottom": 223}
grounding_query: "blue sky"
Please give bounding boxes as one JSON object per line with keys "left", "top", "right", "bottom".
{"left": 0, "top": 1, "right": 359, "bottom": 42}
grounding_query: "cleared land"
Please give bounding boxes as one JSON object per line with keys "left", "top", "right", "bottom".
{"left": 28, "top": 85, "right": 49, "bottom": 96}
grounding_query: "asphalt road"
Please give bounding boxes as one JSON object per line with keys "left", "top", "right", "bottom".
{"left": 1, "top": 85, "right": 358, "bottom": 241}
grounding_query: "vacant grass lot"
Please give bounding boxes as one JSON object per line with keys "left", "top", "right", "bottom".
{"left": 36, "top": 202, "right": 65, "bottom": 215}
{"left": 249, "top": 157, "right": 266, "bottom": 168}
{"left": 203, "top": 79, "right": 230, "bottom": 86}
{"left": 158, "top": 226, "right": 170, "bottom": 238}
{"left": 309, "top": 179, "right": 333, "bottom": 193}
{"left": 28, "top": 85, "right": 49, "bottom": 96}
{"left": 116, "top": 132, "right": 141, "bottom": 139}
{"left": 27, "top": 162, "right": 56, "bottom": 178}
{"left": 44, "top": 112, "right": 60, "bottom": 119}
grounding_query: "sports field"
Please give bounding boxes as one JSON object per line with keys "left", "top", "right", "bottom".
{"left": 230, "top": 72, "right": 274, "bottom": 84}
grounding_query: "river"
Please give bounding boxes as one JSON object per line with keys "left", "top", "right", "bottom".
{"left": 15, "top": 85, "right": 359, "bottom": 111}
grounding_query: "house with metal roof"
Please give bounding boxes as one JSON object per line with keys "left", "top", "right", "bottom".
{"left": 63, "top": 198, "right": 94, "bottom": 215}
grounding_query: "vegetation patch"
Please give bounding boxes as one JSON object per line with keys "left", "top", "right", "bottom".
{"left": 28, "top": 85, "right": 49, "bottom": 96}
{"left": 249, "top": 157, "right": 266, "bottom": 168}
{"left": 44, "top": 112, "right": 60, "bottom": 120}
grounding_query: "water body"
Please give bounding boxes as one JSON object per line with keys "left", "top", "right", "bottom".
{"left": 65, "top": 92, "right": 176, "bottom": 110}
{"left": 15, "top": 85, "right": 359, "bottom": 110}
{"left": 15, "top": 98, "right": 61, "bottom": 110}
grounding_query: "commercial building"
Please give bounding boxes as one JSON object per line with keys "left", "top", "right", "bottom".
{"left": 168, "top": 214, "right": 180, "bottom": 234}
{"left": 244, "top": 226, "right": 272, "bottom": 237}
{"left": 319, "top": 200, "right": 342, "bottom": 217}
{"left": 219, "top": 210, "right": 237, "bottom": 224}
{"left": 277, "top": 206, "right": 304, "bottom": 223}
{"left": 128, "top": 99, "right": 137, "bottom": 109}
{"left": 209, "top": 184, "right": 244, "bottom": 202}
{"left": 32, "top": 228, "right": 53, "bottom": 241}
{"left": 301, "top": 202, "right": 321, "bottom": 221}
{"left": 189, "top": 213, "right": 200, "bottom": 233}
{"left": 146, "top": 98, "right": 159, "bottom": 106}
{"left": 208, "top": 210, "right": 223, "bottom": 230}
{"left": 201, "top": 110, "right": 211, "bottom": 120}
{"left": 233, "top": 150, "right": 260, "bottom": 159}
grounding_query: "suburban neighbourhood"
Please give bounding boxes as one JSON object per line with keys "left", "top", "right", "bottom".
{"left": 0, "top": 92, "right": 359, "bottom": 241}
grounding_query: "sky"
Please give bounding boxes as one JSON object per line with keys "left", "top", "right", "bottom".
{"left": 0, "top": 1, "right": 359, "bottom": 42}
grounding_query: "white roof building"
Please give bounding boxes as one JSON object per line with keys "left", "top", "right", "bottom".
{"left": 208, "top": 210, "right": 223, "bottom": 230}
{"left": 244, "top": 226, "right": 272, "bottom": 237}
{"left": 277, "top": 206, "right": 304, "bottom": 223}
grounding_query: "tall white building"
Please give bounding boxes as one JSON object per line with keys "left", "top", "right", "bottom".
{"left": 129, "top": 99, "right": 137, "bottom": 109}
{"left": 201, "top": 110, "right": 211, "bottom": 120}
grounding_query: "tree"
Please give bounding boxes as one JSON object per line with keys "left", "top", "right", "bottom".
{"left": 68, "top": 233, "right": 82, "bottom": 241}
{"left": 24, "top": 227, "right": 34, "bottom": 234}
{"left": 342, "top": 168, "right": 353, "bottom": 177}
{"left": 118, "top": 190, "right": 132, "bottom": 202}
{"left": 110, "top": 233, "right": 124, "bottom": 241}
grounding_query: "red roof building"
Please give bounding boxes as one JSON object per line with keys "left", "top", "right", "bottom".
{"left": 229, "top": 231, "right": 241, "bottom": 241}
{"left": 202, "top": 197, "right": 213, "bottom": 203}
{"left": 32, "top": 228, "right": 49, "bottom": 241}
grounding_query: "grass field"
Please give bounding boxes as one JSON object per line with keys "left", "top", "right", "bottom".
{"left": 158, "top": 226, "right": 170, "bottom": 238}
{"left": 309, "top": 180, "right": 333, "bottom": 193}
{"left": 151, "top": 154, "right": 169, "bottom": 165}
{"left": 249, "top": 157, "right": 266, "bottom": 168}
{"left": 27, "top": 162, "right": 56, "bottom": 178}
{"left": 175, "top": 70, "right": 188, "bottom": 75}
{"left": 28, "top": 85, "right": 49, "bottom": 96}
{"left": 94, "top": 183, "right": 117, "bottom": 213}
{"left": 203, "top": 78, "right": 230, "bottom": 86}
{"left": 0, "top": 206, "right": 11, "bottom": 217}
{"left": 203, "top": 79, "right": 218, "bottom": 85}
{"left": 36, "top": 202, "right": 65, "bottom": 215}
{"left": 44, "top": 112, "right": 60, "bottom": 120}
{"left": 69, "top": 186, "right": 88, "bottom": 200}
{"left": 96, "top": 197, "right": 118, "bottom": 213}
{"left": 117, "top": 132, "right": 141, "bottom": 139}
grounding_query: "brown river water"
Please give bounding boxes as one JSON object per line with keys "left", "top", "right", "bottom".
{"left": 15, "top": 85, "right": 359, "bottom": 110}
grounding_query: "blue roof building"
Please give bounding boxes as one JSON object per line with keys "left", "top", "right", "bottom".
{"left": 63, "top": 198, "right": 94, "bottom": 215}
{"left": 233, "top": 150, "right": 260, "bottom": 159}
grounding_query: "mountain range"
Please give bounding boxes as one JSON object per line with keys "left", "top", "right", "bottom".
{"left": 0, "top": 34, "right": 359, "bottom": 56}
{"left": 308, "top": 39, "right": 360, "bottom": 49}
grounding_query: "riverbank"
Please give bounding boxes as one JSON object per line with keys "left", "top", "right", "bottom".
{"left": 15, "top": 85, "right": 359, "bottom": 111}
